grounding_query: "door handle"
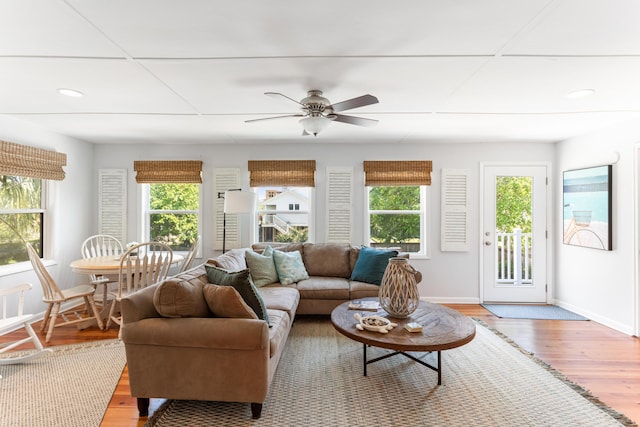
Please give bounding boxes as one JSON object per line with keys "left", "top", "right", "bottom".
{"left": 484, "top": 241, "right": 492, "bottom": 246}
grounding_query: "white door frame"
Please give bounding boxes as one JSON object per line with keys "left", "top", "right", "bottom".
{"left": 479, "top": 161, "right": 553, "bottom": 304}
{"left": 634, "top": 145, "right": 640, "bottom": 337}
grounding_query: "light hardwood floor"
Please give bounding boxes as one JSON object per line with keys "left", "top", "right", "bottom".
{"left": 2, "top": 304, "right": 639, "bottom": 426}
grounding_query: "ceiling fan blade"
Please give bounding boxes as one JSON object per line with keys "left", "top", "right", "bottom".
{"left": 333, "top": 114, "right": 378, "bottom": 127}
{"left": 265, "top": 92, "right": 304, "bottom": 106}
{"left": 245, "top": 114, "right": 304, "bottom": 123}
{"left": 329, "top": 94, "right": 378, "bottom": 112}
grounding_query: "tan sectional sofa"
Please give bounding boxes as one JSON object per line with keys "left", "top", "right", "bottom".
{"left": 120, "top": 243, "right": 421, "bottom": 419}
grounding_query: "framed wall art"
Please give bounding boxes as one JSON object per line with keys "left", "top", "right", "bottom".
{"left": 562, "top": 164, "right": 612, "bottom": 250}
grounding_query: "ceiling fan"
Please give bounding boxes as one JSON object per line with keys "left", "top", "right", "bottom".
{"left": 245, "top": 90, "right": 379, "bottom": 136}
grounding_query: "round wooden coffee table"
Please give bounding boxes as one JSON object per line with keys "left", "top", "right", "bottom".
{"left": 330, "top": 298, "right": 476, "bottom": 384}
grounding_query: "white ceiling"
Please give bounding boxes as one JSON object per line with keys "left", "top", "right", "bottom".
{"left": 1, "top": 0, "right": 640, "bottom": 145}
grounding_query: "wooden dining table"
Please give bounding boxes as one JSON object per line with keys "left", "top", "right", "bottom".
{"left": 70, "top": 254, "right": 184, "bottom": 323}
{"left": 70, "top": 254, "right": 184, "bottom": 276}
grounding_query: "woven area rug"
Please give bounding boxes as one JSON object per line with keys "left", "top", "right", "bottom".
{"left": 0, "top": 339, "right": 126, "bottom": 427}
{"left": 146, "top": 318, "right": 633, "bottom": 427}
{"left": 482, "top": 304, "right": 588, "bottom": 320}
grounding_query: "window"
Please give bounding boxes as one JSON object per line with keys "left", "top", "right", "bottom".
{"left": 143, "top": 183, "right": 201, "bottom": 251}
{"left": 0, "top": 175, "right": 44, "bottom": 265}
{"left": 363, "top": 160, "right": 431, "bottom": 256}
{"left": 255, "top": 187, "right": 311, "bottom": 243}
{"left": 248, "top": 160, "right": 316, "bottom": 244}
{"left": 366, "top": 186, "right": 427, "bottom": 255}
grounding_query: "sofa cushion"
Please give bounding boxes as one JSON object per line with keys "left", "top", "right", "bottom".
{"left": 302, "top": 243, "right": 351, "bottom": 278}
{"left": 259, "top": 286, "right": 300, "bottom": 320}
{"left": 349, "top": 280, "right": 383, "bottom": 300}
{"left": 295, "top": 277, "right": 350, "bottom": 300}
{"left": 204, "top": 265, "right": 270, "bottom": 326}
{"left": 350, "top": 246, "right": 399, "bottom": 285}
{"left": 245, "top": 246, "right": 279, "bottom": 287}
{"left": 152, "top": 266, "right": 211, "bottom": 318}
{"left": 206, "top": 248, "right": 247, "bottom": 272}
{"left": 272, "top": 250, "right": 309, "bottom": 285}
{"left": 203, "top": 283, "right": 258, "bottom": 319}
{"left": 266, "top": 309, "right": 290, "bottom": 358}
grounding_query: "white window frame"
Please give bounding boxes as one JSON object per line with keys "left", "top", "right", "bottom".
{"left": 252, "top": 186, "right": 315, "bottom": 244}
{"left": 139, "top": 183, "right": 203, "bottom": 254}
{"left": 0, "top": 176, "right": 50, "bottom": 274}
{"left": 364, "top": 185, "right": 429, "bottom": 258}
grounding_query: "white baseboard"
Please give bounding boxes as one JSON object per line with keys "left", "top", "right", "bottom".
{"left": 554, "top": 299, "right": 635, "bottom": 336}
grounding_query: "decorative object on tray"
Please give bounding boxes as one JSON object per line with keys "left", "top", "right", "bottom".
{"left": 353, "top": 313, "right": 397, "bottom": 334}
{"left": 348, "top": 300, "right": 381, "bottom": 311}
{"left": 404, "top": 322, "right": 423, "bottom": 333}
{"left": 379, "top": 257, "right": 420, "bottom": 318}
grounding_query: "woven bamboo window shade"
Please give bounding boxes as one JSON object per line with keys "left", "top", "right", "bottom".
{"left": 248, "top": 160, "right": 316, "bottom": 187}
{"left": 0, "top": 140, "right": 67, "bottom": 180}
{"left": 364, "top": 160, "right": 432, "bottom": 186}
{"left": 134, "top": 160, "right": 203, "bottom": 184}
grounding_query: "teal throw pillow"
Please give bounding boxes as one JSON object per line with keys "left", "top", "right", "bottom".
{"left": 350, "top": 246, "right": 399, "bottom": 285}
{"left": 245, "top": 246, "right": 279, "bottom": 287}
{"left": 272, "top": 250, "right": 309, "bottom": 285}
{"left": 204, "top": 265, "right": 270, "bottom": 325}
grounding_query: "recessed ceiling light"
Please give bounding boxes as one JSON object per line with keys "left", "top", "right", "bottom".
{"left": 57, "top": 88, "right": 84, "bottom": 97}
{"left": 566, "top": 89, "right": 595, "bottom": 99}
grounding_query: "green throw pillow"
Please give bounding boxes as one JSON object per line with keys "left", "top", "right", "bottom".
{"left": 204, "top": 265, "right": 270, "bottom": 325}
{"left": 245, "top": 246, "right": 279, "bottom": 287}
{"left": 350, "top": 246, "right": 399, "bottom": 285}
{"left": 272, "top": 249, "right": 309, "bottom": 285}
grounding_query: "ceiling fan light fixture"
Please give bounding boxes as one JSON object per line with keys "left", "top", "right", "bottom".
{"left": 299, "top": 116, "right": 330, "bottom": 136}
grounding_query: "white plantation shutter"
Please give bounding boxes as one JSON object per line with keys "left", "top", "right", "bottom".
{"left": 441, "top": 169, "right": 470, "bottom": 251}
{"left": 98, "top": 169, "right": 127, "bottom": 245}
{"left": 326, "top": 167, "right": 353, "bottom": 243}
{"left": 214, "top": 168, "right": 241, "bottom": 250}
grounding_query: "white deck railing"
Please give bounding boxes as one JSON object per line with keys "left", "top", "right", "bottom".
{"left": 261, "top": 214, "right": 291, "bottom": 234}
{"left": 496, "top": 228, "right": 532, "bottom": 285}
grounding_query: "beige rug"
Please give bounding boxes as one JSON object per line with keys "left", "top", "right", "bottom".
{"left": 146, "top": 318, "right": 635, "bottom": 427}
{"left": 0, "top": 339, "right": 126, "bottom": 427}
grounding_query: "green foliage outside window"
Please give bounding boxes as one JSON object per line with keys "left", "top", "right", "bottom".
{"left": 149, "top": 183, "right": 199, "bottom": 251}
{"left": 0, "top": 175, "right": 43, "bottom": 264}
{"left": 495, "top": 176, "right": 532, "bottom": 233}
{"left": 369, "top": 186, "right": 421, "bottom": 249}
{"left": 275, "top": 226, "right": 308, "bottom": 243}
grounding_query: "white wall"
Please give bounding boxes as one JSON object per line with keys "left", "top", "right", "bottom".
{"left": 0, "top": 116, "right": 94, "bottom": 316}
{"left": 555, "top": 120, "right": 640, "bottom": 335}
{"left": 93, "top": 141, "right": 554, "bottom": 304}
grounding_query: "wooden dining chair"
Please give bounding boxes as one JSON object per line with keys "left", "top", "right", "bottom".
{"left": 178, "top": 236, "right": 200, "bottom": 273}
{"left": 81, "top": 235, "right": 123, "bottom": 307}
{"left": 0, "top": 283, "right": 52, "bottom": 369}
{"left": 26, "top": 243, "right": 104, "bottom": 343}
{"left": 106, "top": 242, "right": 173, "bottom": 329}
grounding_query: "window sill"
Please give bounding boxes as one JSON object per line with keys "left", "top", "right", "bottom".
{"left": 408, "top": 254, "right": 430, "bottom": 260}
{"left": 0, "top": 259, "right": 56, "bottom": 278}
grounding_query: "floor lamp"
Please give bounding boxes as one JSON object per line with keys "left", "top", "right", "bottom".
{"left": 217, "top": 189, "right": 257, "bottom": 253}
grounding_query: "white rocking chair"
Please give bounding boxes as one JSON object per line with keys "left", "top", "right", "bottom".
{"left": 0, "top": 283, "right": 51, "bottom": 371}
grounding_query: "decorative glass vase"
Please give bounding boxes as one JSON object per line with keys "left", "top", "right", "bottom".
{"left": 379, "top": 257, "right": 420, "bottom": 318}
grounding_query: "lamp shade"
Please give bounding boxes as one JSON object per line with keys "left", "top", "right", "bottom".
{"left": 224, "top": 190, "right": 256, "bottom": 214}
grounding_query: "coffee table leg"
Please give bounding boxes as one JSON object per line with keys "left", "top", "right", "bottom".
{"left": 362, "top": 347, "right": 444, "bottom": 385}
{"left": 363, "top": 343, "right": 367, "bottom": 376}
